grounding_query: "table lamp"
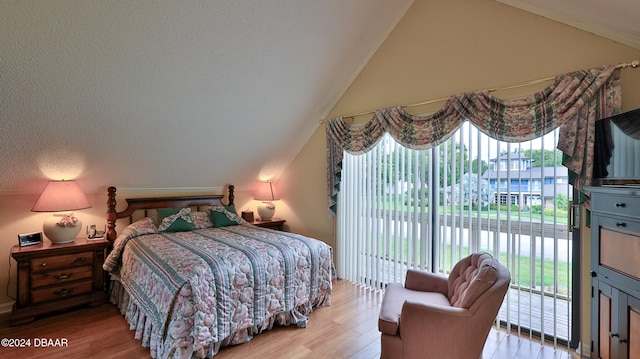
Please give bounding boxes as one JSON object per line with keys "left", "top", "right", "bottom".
{"left": 254, "top": 180, "right": 279, "bottom": 221}
{"left": 31, "top": 180, "right": 91, "bottom": 244}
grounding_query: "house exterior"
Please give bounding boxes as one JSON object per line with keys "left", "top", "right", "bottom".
{"left": 482, "top": 152, "right": 569, "bottom": 208}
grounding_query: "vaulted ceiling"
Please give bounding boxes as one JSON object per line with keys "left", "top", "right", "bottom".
{"left": 499, "top": 0, "right": 640, "bottom": 49}
{"left": 1, "top": 0, "right": 638, "bottom": 194}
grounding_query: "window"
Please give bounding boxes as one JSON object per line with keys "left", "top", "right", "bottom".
{"left": 337, "top": 123, "right": 574, "bottom": 345}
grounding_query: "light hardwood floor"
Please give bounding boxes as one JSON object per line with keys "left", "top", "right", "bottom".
{"left": 0, "top": 280, "right": 581, "bottom": 358}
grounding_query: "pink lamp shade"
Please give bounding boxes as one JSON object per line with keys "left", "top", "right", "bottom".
{"left": 254, "top": 181, "right": 279, "bottom": 221}
{"left": 254, "top": 180, "right": 280, "bottom": 201}
{"left": 32, "top": 180, "right": 91, "bottom": 212}
{"left": 32, "top": 180, "right": 91, "bottom": 244}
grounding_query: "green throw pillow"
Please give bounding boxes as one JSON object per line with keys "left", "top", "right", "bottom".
{"left": 210, "top": 205, "right": 241, "bottom": 228}
{"left": 157, "top": 208, "right": 195, "bottom": 232}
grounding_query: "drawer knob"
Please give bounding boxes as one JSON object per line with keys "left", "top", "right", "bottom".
{"left": 40, "top": 263, "right": 47, "bottom": 267}
{"left": 54, "top": 273, "right": 72, "bottom": 281}
{"left": 54, "top": 288, "right": 73, "bottom": 297}
{"left": 590, "top": 271, "right": 597, "bottom": 278}
{"left": 616, "top": 222, "right": 627, "bottom": 227}
{"left": 614, "top": 202, "right": 626, "bottom": 208}
{"left": 73, "top": 257, "right": 87, "bottom": 264}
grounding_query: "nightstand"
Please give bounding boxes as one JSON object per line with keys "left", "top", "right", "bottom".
{"left": 10, "top": 237, "right": 109, "bottom": 326}
{"left": 250, "top": 218, "right": 286, "bottom": 231}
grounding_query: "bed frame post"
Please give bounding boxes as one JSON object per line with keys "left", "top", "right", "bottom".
{"left": 107, "top": 186, "right": 117, "bottom": 243}
{"left": 228, "top": 185, "right": 235, "bottom": 206}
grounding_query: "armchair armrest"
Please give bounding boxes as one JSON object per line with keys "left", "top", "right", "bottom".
{"left": 404, "top": 269, "right": 448, "bottom": 295}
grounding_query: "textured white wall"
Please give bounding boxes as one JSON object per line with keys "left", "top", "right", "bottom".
{"left": 0, "top": 0, "right": 412, "bottom": 194}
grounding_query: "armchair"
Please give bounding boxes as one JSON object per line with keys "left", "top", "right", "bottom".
{"left": 378, "top": 252, "right": 510, "bottom": 359}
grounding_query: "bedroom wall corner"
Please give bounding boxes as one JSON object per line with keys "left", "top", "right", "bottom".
{"left": 276, "top": 125, "right": 336, "bottom": 251}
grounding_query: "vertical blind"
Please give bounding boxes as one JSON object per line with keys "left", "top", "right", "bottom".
{"left": 337, "top": 123, "right": 573, "bottom": 346}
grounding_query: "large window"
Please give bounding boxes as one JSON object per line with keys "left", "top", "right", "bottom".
{"left": 337, "top": 122, "right": 573, "bottom": 345}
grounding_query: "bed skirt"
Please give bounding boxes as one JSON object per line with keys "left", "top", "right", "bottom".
{"left": 109, "top": 275, "right": 331, "bottom": 359}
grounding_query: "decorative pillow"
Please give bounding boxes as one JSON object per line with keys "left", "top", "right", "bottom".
{"left": 191, "top": 211, "right": 213, "bottom": 229}
{"left": 157, "top": 208, "right": 195, "bottom": 232}
{"left": 209, "top": 205, "right": 243, "bottom": 227}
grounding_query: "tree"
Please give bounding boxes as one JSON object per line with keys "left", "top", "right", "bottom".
{"left": 383, "top": 140, "right": 470, "bottom": 189}
{"left": 453, "top": 172, "right": 491, "bottom": 207}
{"left": 383, "top": 147, "right": 429, "bottom": 187}
{"left": 471, "top": 158, "right": 488, "bottom": 174}
{"left": 439, "top": 141, "right": 470, "bottom": 189}
{"left": 522, "top": 149, "right": 563, "bottom": 168}
{"left": 554, "top": 193, "right": 569, "bottom": 211}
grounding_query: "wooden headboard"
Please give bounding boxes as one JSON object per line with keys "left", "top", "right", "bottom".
{"left": 106, "top": 185, "right": 235, "bottom": 243}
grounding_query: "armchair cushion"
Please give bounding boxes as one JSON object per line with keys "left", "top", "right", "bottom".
{"left": 378, "top": 283, "right": 450, "bottom": 336}
{"left": 448, "top": 253, "right": 500, "bottom": 308}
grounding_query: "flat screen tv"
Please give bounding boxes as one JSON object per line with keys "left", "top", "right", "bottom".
{"left": 593, "top": 108, "right": 640, "bottom": 180}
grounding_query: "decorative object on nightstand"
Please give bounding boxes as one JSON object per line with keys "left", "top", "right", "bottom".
{"left": 254, "top": 180, "right": 279, "bottom": 221}
{"left": 86, "top": 224, "right": 106, "bottom": 239}
{"left": 31, "top": 180, "right": 91, "bottom": 244}
{"left": 17, "top": 231, "right": 43, "bottom": 247}
{"left": 241, "top": 210, "right": 254, "bottom": 222}
{"left": 250, "top": 218, "right": 286, "bottom": 231}
{"left": 10, "top": 237, "right": 109, "bottom": 326}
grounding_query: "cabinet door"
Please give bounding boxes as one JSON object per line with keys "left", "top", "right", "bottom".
{"left": 610, "top": 291, "right": 640, "bottom": 359}
{"left": 594, "top": 281, "right": 614, "bottom": 359}
{"left": 627, "top": 295, "right": 640, "bottom": 359}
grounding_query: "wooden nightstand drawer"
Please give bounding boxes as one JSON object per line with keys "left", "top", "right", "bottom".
{"left": 31, "top": 280, "right": 93, "bottom": 304}
{"left": 11, "top": 238, "right": 109, "bottom": 326}
{"left": 31, "top": 251, "right": 94, "bottom": 272}
{"left": 30, "top": 265, "right": 93, "bottom": 288}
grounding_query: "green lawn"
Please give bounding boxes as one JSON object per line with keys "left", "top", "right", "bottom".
{"left": 497, "top": 252, "right": 571, "bottom": 291}
{"left": 436, "top": 245, "right": 571, "bottom": 291}
{"left": 371, "top": 196, "right": 572, "bottom": 294}
{"left": 379, "top": 199, "right": 569, "bottom": 225}
{"left": 382, "top": 237, "right": 572, "bottom": 295}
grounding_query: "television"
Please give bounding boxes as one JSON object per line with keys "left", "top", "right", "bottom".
{"left": 593, "top": 107, "right": 640, "bottom": 181}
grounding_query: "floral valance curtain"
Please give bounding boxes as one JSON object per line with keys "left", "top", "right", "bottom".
{"left": 326, "top": 65, "right": 621, "bottom": 215}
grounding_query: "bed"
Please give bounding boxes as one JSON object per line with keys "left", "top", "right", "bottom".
{"left": 102, "top": 185, "right": 334, "bottom": 359}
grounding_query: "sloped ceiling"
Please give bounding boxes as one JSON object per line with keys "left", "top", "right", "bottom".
{"left": 0, "top": 0, "right": 413, "bottom": 193}
{"left": 498, "top": 0, "right": 640, "bottom": 49}
{"left": 1, "top": 0, "right": 638, "bottom": 195}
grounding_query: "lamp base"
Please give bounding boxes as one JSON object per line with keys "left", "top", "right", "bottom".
{"left": 43, "top": 215, "right": 82, "bottom": 244}
{"left": 257, "top": 202, "right": 276, "bottom": 221}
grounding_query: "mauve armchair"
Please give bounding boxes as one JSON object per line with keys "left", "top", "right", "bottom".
{"left": 378, "top": 252, "right": 510, "bottom": 359}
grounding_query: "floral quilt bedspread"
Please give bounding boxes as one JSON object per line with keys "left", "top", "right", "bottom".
{"left": 104, "top": 219, "right": 333, "bottom": 359}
